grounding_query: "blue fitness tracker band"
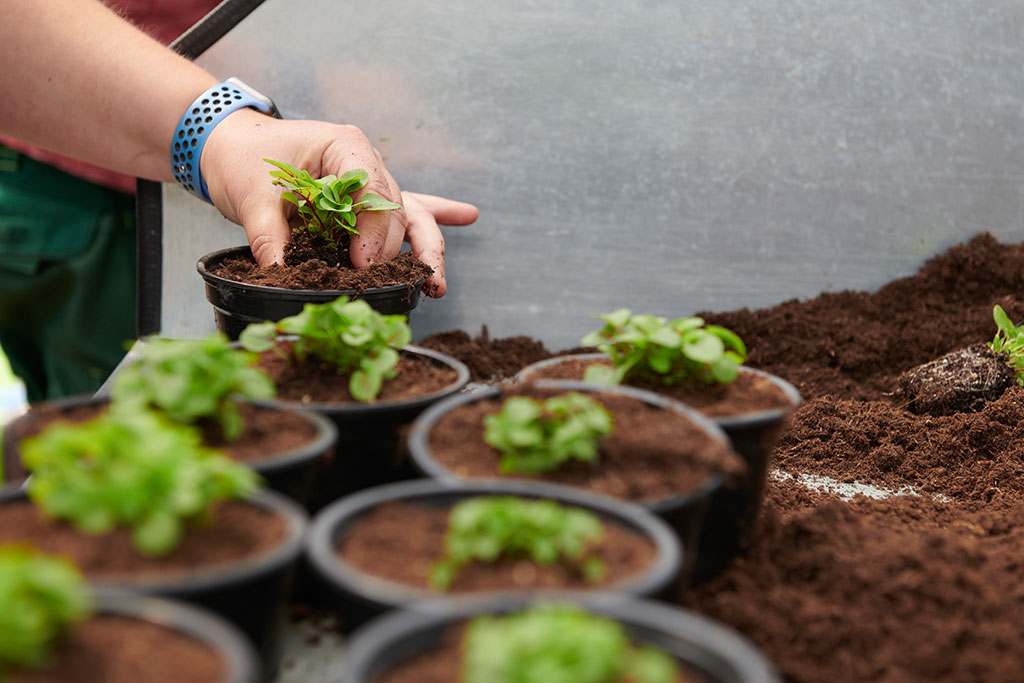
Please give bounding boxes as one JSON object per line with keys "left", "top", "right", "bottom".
{"left": 171, "top": 78, "right": 281, "bottom": 203}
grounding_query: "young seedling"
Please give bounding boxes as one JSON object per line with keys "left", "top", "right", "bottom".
{"left": 483, "top": 392, "right": 613, "bottom": 474}
{"left": 111, "top": 333, "right": 276, "bottom": 441}
{"left": 581, "top": 308, "right": 747, "bottom": 387}
{"left": 20, "top": 409, "right": 260, "bottom": 557}
{"left": 429, "top": 496, "right": 606, "bottom": 590}
{"left": 239, "top": 296, "right": 411, "bottom": 402}
{"left": 0, "top": 545, "right": 92, "bottom": 676}
{"left": 264, "top": 159, "right": 401, "bottom": 251}
{"left": 989, "top": 304, "right": 1024, "bottom": 386}
{"left": 462, "top": 604, "right": 679, "bottom": 683}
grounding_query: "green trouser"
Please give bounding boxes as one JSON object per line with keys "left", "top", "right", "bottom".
{"left": 0, "top": 146, "right": 137, "bottom": 402}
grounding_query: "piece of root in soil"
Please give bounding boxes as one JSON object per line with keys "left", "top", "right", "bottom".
{"left": 895, "top": 342, "right": 1017, "bottom": 416}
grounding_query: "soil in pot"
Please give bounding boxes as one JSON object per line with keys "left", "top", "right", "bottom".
{"left": 336, "top": 500, "right": 657, "bottom": 592}
{"left": 424, "top": 384, "right": 743, "bottom": 503}
{"left": 419, "top": 326, "right": 556, "bottom": 382}
{"left": 211, "top": 234, "right": 433, "bottom": 294}
{"left": 9, "top": 615, "right": 224, "bottom": 683}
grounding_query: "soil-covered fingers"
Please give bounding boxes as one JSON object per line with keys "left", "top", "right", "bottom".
{"left": 402, "top": 191, "right": 479, "bottom": 298}
{"left": 347, "top": 148, "right": 404, "bottom": 268}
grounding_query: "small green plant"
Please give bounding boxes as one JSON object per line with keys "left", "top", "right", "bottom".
{"left": 111, "top": 334, "right": 275, "bottom": 441}
{"left": 581, "top": 308, "right": 747, "bottom": 387}
{"left": 989, "top": 304, "right": 1024, "bottom": 386}
{"left": 265, "top": 159, "right": 401, "bottom": 250}
{"left": 21, "top": 409, "right": 260, "bottom": 557}
{"left": 462, "top": 604, "right": 679, "bottom": 683}
{"left": 483, "top": 392, "right": 613, "bottom": 474}
{"left": 0, "top": 545, "right": 92, "bottom": 677}
{"left": 429, "top": 496, "right": 606, "bottom": 589}
{"left": 239, "top": 296, "right": 411, "bottom": 401}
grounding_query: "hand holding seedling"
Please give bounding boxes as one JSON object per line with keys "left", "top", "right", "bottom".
{"left": 21, "top": 410, "right": 260, "bottom": 557}
{"left": 111, "top": 333, "right": 275, "bottom": 441}
{"left": 483, "top": 392, "right": 613, "bottom": 474}
{"left": 581, "top": 308, "right": 747, "bottom": 386}
{"left": 240, "top": 296, "right": 411, "bottom": 402}
{"left": 989, "top": 305, "right": 1024, "bottom": 386}
{"left": 201, "top": 113, "right": 478, "bottom": 297}
{"left": 0, "top": 546, "right": 92, "bottom": 676}
{"left": 429, "top": 496, "right": 606, "bottom": 589}
{"left": 462, "top": 604, "right": 679, "bottom": 683}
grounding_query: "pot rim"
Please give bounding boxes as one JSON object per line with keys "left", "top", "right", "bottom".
{"left": 90, "top": 591, "right": 260, "bottom": 683}
{"left": 250, "top": 343, "right": 471, "bottom": 416}
{"left": 0, "top": 486, "right": 308, "bottom": 595}
{"left": 406, "top": 380, "right": 732, "bottom": 512}
{"left": 516, "top": 352, "right": 802, "bottom": 429}
{"left": 196, "top": 245, "right": 426, "bottom": 298}
{"left": 338, "top": 593, "right": 780, "bottom": 683}
{"left": 305, "top": 478, "right": 683, "bottom": 608}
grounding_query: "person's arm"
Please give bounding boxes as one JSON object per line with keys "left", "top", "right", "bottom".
{"left": 0, "top": 0, "right": 477, "bottom": 295}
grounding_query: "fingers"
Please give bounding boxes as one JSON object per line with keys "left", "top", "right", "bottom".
{"left": 242, "top": 202, "right": 291, "bottom": 266}
{"left": 401, "top": 192, "right": 479, "bottom": 298}
{"left": 349, "top": 149, "right": 403, "bottom": 268}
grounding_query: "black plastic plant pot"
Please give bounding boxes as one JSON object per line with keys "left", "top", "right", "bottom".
{"left": 517, "top": 354, "right": 803, "bottom": 583}
{"left": 0, "top": 486, "right": 308, "bottom": 683}
{"left": 407, "top": 380, "right": 730, "bottom": 590}
{"left": 197, "top": 246, "right": 427, "bottom": 340}
{"left": 337, "top": 594, "right": 781, "bottom": 683}
{"left": 1, "top": 393, "right": 339, "bottom": 508}
{"left": 304, "top": 479, "right": 683, "bottom": 632}
{"left": 89, "top": 592, "right": 261, "bottom": 683}
{"left": 254, "top": 345, "right": 471, "bottom": 510}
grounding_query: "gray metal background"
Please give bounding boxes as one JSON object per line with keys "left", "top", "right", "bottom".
{"left": 161, "top": 0, "right": 1024, "bottom": 349}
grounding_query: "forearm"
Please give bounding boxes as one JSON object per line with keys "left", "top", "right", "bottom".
{"left": 0, "top": 0, "right": 216, "bottom": 182}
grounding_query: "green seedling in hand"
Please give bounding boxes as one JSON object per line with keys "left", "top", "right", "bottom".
{"left": 581, "top": 308, "right": 747, "bottom": 387}
{"left": 21, "top": 409, "right": 260, "bottom": 557}
{"left": 483, "top": 392, "right": 613, "bottom": 474}
{"left": 0, "top": 545, "right": 92, "bottom": 676}
{"left": 989, "top": 305, "right": 1024, "bottom": 386}
{"left": 462, "top": 603, "right": 679, "bottom": 683}
{"left": 429, "top": 496, "right": 606, "bottom": 590}
{"left": 240, "top": 296, "right": 411, "bottom": 402}
{"left": 265, "top": 159, "right": 400, "bottom": 250}
{"left": 111, "top": 334, "right": 275, "bottom": 441}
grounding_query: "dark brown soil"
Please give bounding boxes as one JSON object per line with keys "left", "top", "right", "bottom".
{"left": 3, "top": 401, "right": 318, "bottom": 483}
{"left": 426, "top": 384, "right": 744, "bottom": 503}
{"left": 336, "top": 501, "right": 657, "bottom": 592}
{"left": 895, "top": 342, "right": 1017, "bottom": 415}
{"left": 521, "top": 356, "right": 797, "bottom": 418}
{"left": 373, "top": 625, "right": 704, "bottom": 683}
{"left": 419, "top": 326, "right": 554, "bottom": 383}
{"left": 212, "top": 239, "right": 432, "bottom": 293}
{"left": 428, "top": 233, "right": 1024, "bottom": 682}
{"left": 9, "top": 615, "right": 223, "bottom": 683}
{"left": 255, "top": 346, "right": 459, "bottom": 404}
{"left": 0, "top": 499, "right": 285, "bottom": 581}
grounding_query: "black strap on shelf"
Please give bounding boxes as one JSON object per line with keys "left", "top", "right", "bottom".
{"left": 135, "top": 0, "right": 269, "bottom": 337}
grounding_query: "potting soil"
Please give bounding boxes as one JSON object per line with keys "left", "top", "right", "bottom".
{"left": 419, "top": 232, "right": 1024, "bottom": 683}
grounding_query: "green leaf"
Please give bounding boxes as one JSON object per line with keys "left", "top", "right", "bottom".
{"left": 353, "top": 192, "right": 401, "bottom": 211}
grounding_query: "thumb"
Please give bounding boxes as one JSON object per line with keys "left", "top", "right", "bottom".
{"left": 242, "top": 203, "right": 291, "bottom": 266}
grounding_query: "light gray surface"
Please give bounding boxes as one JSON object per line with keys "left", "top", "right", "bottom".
{"left": 162, "top": 0, "right": 1024, "bottom": 347}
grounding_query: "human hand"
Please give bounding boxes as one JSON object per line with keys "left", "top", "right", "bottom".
{"left": 200, "top": 109, "right": 478, "bottom": 297}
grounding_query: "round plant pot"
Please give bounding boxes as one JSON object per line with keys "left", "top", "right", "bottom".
{"left": 338, "top": 595, "right": 781, "bottom": 683}
{"left": 304, "top": 479, "right": 683, "bottom": 631}
{"left": 0, "top": 486, "right": 308, "bottom": 683}
{"left": 517, "top": 354, "right": 802, "bottom": 582}
{"left": 197, "top": 246, "right": 426, "bottom": 340}
{"left": 253, "top": 344, "right": 471, "bottom": 509}
{"left": 0, "top": 393, "right": 338, "bottom": 508}
{"left": 38, "top": 591, "right": 262, "bottom": 683}
{"left": 407, "top": 380, "right": 734, "bottom": 589}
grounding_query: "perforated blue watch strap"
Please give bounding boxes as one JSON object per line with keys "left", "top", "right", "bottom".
{"left": 171, "top": 78, "right": 279, "bottom": 203}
